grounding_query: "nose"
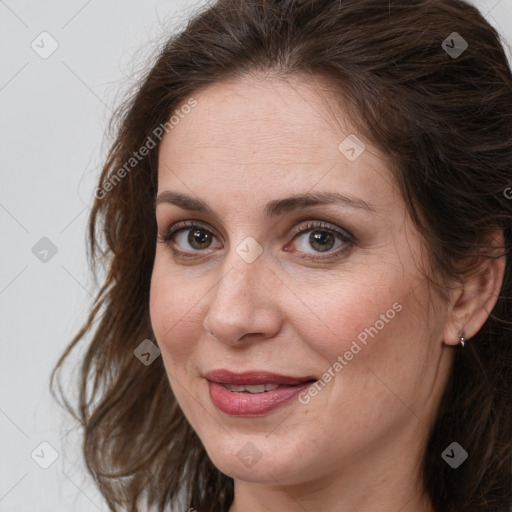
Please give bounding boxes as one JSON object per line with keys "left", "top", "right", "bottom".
{"left": 202, "top": 244, "right": 282, "bottom": 346}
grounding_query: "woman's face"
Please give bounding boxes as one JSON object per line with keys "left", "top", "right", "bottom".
{"left": 150, "top": 74, "right": 455, "bottom": 497}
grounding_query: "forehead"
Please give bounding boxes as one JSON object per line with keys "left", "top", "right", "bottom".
{"left": 157, "top": 74, "right": 397, "bottom": 211}
{"left": 160, "top": 75, "right": 354, "bottom": 162}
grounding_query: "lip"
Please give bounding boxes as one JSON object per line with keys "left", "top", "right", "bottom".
{"left": 204, "top": 369, "right": 316, "bottom": 386}
{"left": 204, "top": 369, "right": 317, "bottom": 416}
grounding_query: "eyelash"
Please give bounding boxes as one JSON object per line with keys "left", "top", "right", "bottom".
{"left": 158, "top": 219, "right": 354, "bottom": 262}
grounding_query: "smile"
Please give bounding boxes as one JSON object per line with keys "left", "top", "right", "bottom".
{"left": 204, "top": 369, "right": 317, "bottom": 416}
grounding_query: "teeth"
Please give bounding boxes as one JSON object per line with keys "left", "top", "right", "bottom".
{"left": 224, "top": 383, "right": 280, "bottom": 393}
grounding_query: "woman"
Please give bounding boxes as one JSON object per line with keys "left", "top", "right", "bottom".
{"left": 51, "top": 0, "right": 512, "bottom": 511}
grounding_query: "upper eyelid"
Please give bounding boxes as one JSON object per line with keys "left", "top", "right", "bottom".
{"left": 288, "top": 220, "right": 352, "bottom": 240}
{"left": 163, "top": 219, "right": 353, "bottom": 244}
{"left": 167, "top": 219, "right": 219, "bottom": 238}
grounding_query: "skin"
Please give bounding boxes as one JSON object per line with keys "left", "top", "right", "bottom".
{"left": 149, "top": 72, "right": 504, "bottom": 512}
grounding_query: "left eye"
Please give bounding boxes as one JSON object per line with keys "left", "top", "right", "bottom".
{"left": 286, "top": 221, "right": 353, "bottom": 259}
{"left": 292, "top": 228, "right": 344, "bottom": 254}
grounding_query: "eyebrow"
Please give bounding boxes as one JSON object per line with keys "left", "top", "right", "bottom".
{"left": 155, "top": 190, "right": 376, "bottom": 218}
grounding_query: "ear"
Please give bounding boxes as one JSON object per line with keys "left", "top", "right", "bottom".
{"left": 443, "top": 230, "right": 506, "bottom": 346}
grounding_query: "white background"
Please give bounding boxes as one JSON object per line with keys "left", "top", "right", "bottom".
{"left": 1, "top": 1, "right": 511, "bottom": 510}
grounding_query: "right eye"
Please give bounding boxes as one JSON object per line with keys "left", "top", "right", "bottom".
{"left": 158, "top": 220, "right": 222, "bottom": 255}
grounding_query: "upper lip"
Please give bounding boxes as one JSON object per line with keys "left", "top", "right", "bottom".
{"left": 204, "top": 369, "right": 316, "bottom": 386}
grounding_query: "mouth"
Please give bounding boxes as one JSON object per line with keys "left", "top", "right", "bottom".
{"left": 205, "top": 371, "right": 318, "bottom": 416}
{"left": 204, "top": 369, "right": 317, "bottom": 396}
{"left": 221, "top": 383, "right": 296, "bottom": 393}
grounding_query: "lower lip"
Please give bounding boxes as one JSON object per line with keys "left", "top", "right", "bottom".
{"left": 207, "top": 380, "right": 315, "bottom": 416}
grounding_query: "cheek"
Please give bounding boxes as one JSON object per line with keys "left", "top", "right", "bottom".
{"left": 288, "top": 268, "right": 409, "bottom": 354}
{"left": 292, "top": 266, "right": 429, "bottom": 405}
{"left": 149, "top": 253, "right": 203, "bottom": 364}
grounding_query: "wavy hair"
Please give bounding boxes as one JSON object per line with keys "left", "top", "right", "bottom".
{"left": 50, "top": 1, "right": 512, "bottom": 511}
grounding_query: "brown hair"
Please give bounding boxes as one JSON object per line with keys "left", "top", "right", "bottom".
{"left": 50, "top": 1, "right": 512, "bottom": 511}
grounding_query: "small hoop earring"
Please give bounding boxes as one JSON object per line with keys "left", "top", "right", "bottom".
{"left": 459, "top": 331, "right": 467, "bottom": 347}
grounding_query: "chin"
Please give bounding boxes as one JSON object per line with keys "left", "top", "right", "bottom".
{"left": 199, "top": 433, "right": 308, "bottom": 485}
